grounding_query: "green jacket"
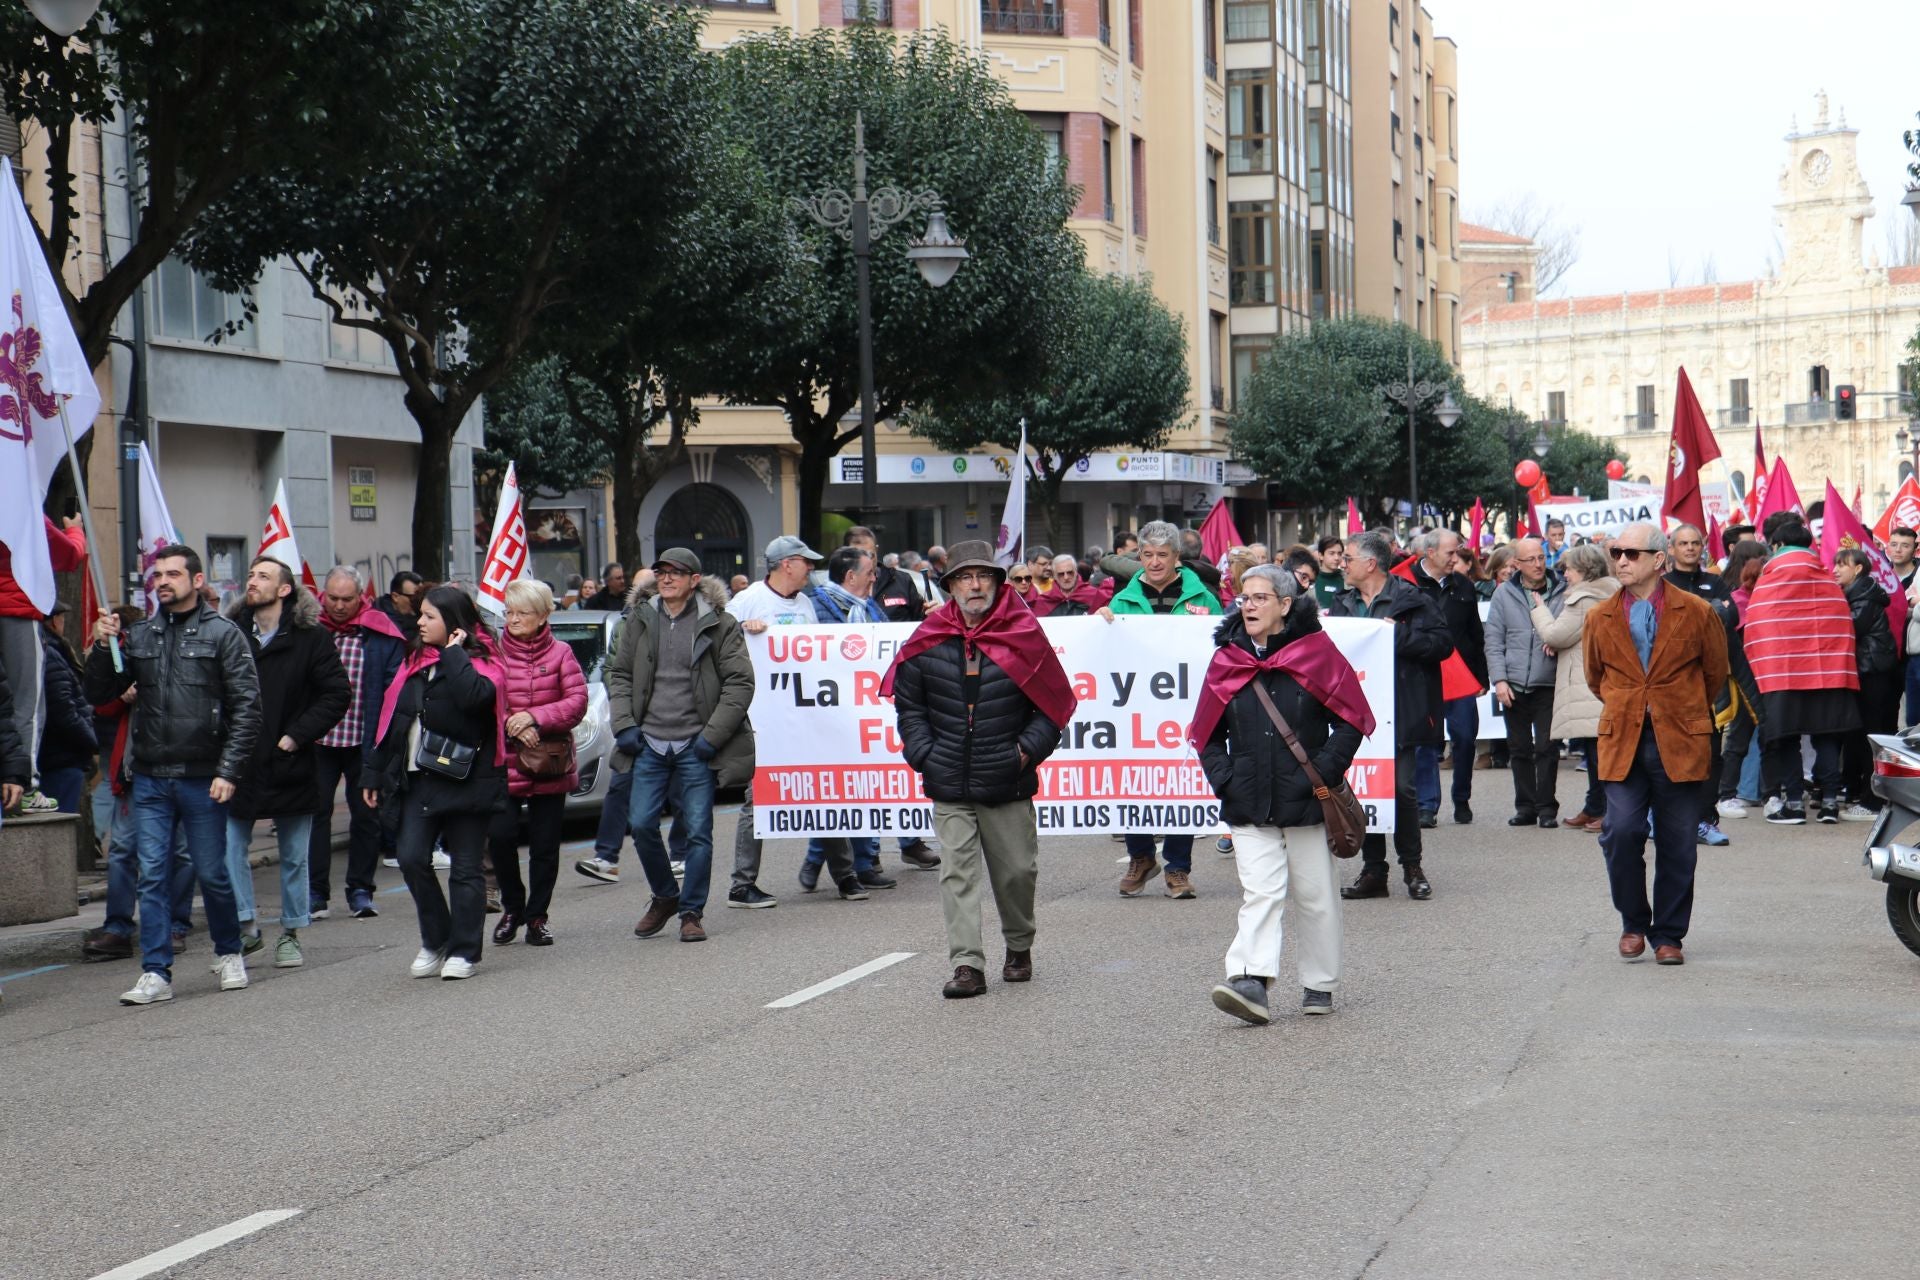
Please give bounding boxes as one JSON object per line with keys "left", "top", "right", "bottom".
{"left": 1108, "top": 565, "right": 1222, "bottom": 617}
{"left": 1314, "top": 570, "right": 1345, "bottom": 611}
{"left": 606, "top": 595, "right": 756, "bottom": 788}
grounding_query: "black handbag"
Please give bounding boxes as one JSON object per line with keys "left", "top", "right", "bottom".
{"left": 414, "top": 728, "right": 478, "bottom": 781}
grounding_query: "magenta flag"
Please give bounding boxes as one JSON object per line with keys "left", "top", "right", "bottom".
{"left": 1821, "top": 480, "right": 1908, "bottom": 651}
{"left": 1345, "top": 496, "right": 1363, "bottom": 535}
{"left": 1753, "top": 456, "right": 1803, "bottom": 525}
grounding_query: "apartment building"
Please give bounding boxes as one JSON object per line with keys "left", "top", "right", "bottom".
{"left": 1350, "top": 1, "right": 1460, "bottom": 359}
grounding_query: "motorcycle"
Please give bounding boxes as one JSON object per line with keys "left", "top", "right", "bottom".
{"left": 1863, "top": 732, "right": 1920, "bottom": 957}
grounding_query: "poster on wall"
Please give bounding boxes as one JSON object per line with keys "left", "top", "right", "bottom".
{"left": 525, "top": 506, "right": 586, "bottom": 588}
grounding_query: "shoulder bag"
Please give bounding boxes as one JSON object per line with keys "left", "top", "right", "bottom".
{"left": 1249, "top": 680, "right": 1367, "bottom": 859}
{"left": 414, "top": 728, "right": 478, "bottom": 781}
{"left": 516, "top": 732, "right": 576, "bottom": 779}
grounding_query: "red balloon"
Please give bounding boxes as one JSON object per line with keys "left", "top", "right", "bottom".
{"left": 1605, "top": 459, "right": 1627, "bottom": 481}
{"left": 1514, "top": 459, "right": 1542, "bottom": 488}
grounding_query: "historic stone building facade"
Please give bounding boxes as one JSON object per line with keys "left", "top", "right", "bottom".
{"left": 1462, "top": 96, "right": 1920, "bottom": 519}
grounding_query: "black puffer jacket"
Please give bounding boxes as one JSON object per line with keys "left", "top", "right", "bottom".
{"left": 1200, "top": 612, "right": 1364, "bottom": 828}
{"left": 893, "top": 638, "right": 1063, "bottom": 806}
{"left": 84, "top": 600, "right": 260, "bottom": 781}
{"left": 1845, "top": 573, "right": 1898, "bottom": 677}
{"left": 368, "top": 642, "right": 508, "bottom": 817}
{"left": 1328, "top": 574, "right": 1451, "bottom": 748}
{"left": 37, "top": 625, "right": 96, "bottom": 773}
{"left": 871, "top": 563, "right": 926, "bottom": 623}
{"left": 226, "top": 591, "right": 352, "bottom": 820}
{"left": 0, "top": 656, "right": 26, "bottom": 786}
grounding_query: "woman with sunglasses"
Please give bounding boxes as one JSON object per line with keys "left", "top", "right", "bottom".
{"left": 363, "top": 586, "right": 509, "bottom": 981}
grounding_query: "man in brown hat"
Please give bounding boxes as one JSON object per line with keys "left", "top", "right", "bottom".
{"left": 882, "top": 541, "right": 1078, "bottom": 998}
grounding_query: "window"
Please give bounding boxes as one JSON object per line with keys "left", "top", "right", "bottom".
{"left": 1306, "top": 107, "right": 1324, "bottom": 204}
{"left": 1633, "top": 383, "right": 1656, "bottom": 428}
{"left": 1310, "top": 230, "right": 1326, "bottom": 317}
{"left": 1226, "top": 0, "right": 1271, "bottom": 40}
{"left": 154, "top": 256, "right": 255, "bottom": 349}
{"left": 1030, "top": 112, "right": 1065, "bottom": 177}
{"left": 980, "top": 1, "right": 1063, "bottom": 35}
{"left": 1101, "top": 127, "right": 1116, "bottom": 222}
{"left": 1226, "top": 68, "right": 1274, "bottom": 173}
{"left": 326, "top": 294, "right": 392, "bottom": 367}
{"left": 1128, "top": 0, "right": 1142, "bottom": 65}
{"left": 1206, "top": 150, "right": 1222, "bottom": 245}
{"left": 1210, "top": 313, "right": 1226, "bottom": 409}
{"left": 1130, "top": 136, "right": 1147, "bottom": 236}
{"left": 1098, "top": 0, "right": 1111, "bottom": 45}
{"left": 1232, "top": 335, "right": 1271, "bottom": 404}
{"left": 1304, "top": 0, "right": 1322, "bottom": 78}
{"left": 841, "top": 0, "right": 891, "bottom": 20}
{"left": 1204, "top": 0, "right": 1218, "bottom": 77}
{"left": 1728, "top": 378, "right": 1750, "bottom": 425}
{"left": 1546, "top": 391, "right": 1566, "bottom": 424}
{"left": 1229, "top": 200, "right": 1274, "bottom": 305}
{"left": 1808, "top": 365, "right": 1830, "bottom": 401}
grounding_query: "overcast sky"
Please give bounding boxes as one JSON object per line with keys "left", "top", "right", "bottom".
{"left": 1444, "top": 0, "right": 1918, "bottom": 297}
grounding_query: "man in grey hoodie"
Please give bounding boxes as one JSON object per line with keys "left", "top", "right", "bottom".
{"left": 1484, "top": 537, "right": 1566, "bottom": 828}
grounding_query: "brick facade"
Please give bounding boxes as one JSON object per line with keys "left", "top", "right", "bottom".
{"left": 1065, "top": 112, "right": 1107, "bottom": 222}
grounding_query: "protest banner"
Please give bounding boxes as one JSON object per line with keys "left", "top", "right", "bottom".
{"left": 1536, "top": 495, "right": 1661, "bottom": 540}
{"left": 1608, "top": 479, "right": 1733, "bottom": 525}
{"left": 747, "top": 615, "right": 1398, "bottom": 837}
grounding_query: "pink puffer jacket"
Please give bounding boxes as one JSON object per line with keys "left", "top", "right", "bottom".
{"left": 495, "top": 624, "right": 588, "bottom": 796}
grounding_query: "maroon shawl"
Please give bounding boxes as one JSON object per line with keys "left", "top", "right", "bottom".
{"left": 881, "top": 584, "right": 1078, "bottom": 730}
{"left": 1187, "top": 628, "right": 1376, "bottom": 750}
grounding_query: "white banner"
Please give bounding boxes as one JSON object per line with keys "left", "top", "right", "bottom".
{"left": 476, "top": 461, "right": 529, "bottom": 615}
{"left": 1535, "top": 495, "right": 1661, "bottom": 540}
{"left": 748, "top": 615, "right": 1398, "bottom": 838}
{"left": 1608, "top": 479, "right": 1734, "bottom": 525}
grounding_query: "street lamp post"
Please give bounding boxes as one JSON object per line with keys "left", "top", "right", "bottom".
{"left": 790, "top": 112, "right": 969, "bottom": 513}
{"left": 1377, "top": 346, "right": 1461, "bottom": 526}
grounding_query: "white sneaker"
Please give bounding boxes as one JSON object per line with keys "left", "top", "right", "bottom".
{"left": 310, "top": 903, "right": 331, "bottom": 920}
{"left": 381, "top": 856, "right": 400, "bottom": 868}
{"left": 669, "top": 860, "right": 686, "bottom": 877}
{"left": 1839, "top": 803, "right": 1878, "bottom": 822}
{"left": 1717, "top": 797, "right": 1749, "bottom": 820}
{"left": 575, "top": 856, "right": 620, "bottom": 883}
{"left": 119, "top": 972, "right": 173, "bottom": 1005}
{"left": 431, "top": 850, "right": 452, "bottom": 871}
{"left": 409, "top": 947, "right": 446, "bottom": 978}
{"left": 1763, "top": 795, "right": 1783, "bottom": 819}
{"left": 439, "top": 956, "right": 475, "bottom": 980}
{"left": 216, "top": 953, "right": 249, "bottom": 991}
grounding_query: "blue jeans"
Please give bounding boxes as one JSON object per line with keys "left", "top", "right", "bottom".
{"left": 806, "top": 835, "right": 880, "bottom": 874}
{"left": 595, "top": 764, "right": 688, "bottom": 864}
{"left": 627, "top": 746, "right": 714, "bottom": 917}
{"left": 39, "top": 765, "right": 86, "bottom": 814}
{"left": 1415, "top": 697, "right": 1480, "bottom": 813}
{"left": 103, "top": 786, "right": 195, "bottom": 939}
{"left": 1127, "top": 832, "right": 1194, "bottom": 873}
{"left": 131, "top": 774, "right": 241, "bottom": 978}
{"left": 225, "top": 814, "right": 312, "bottom": 930}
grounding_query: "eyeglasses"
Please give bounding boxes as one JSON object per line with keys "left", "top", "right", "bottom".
{"left": 1009, "top": 574, "right": 1033, "bottom": 584}
{"left": 654, "top": 567, "right": 691, "bottom": 579}
{"left": 1241, "top": 592, "right": 1281, "bottom": 605}
{"left": 1610, "top": 547, "right": 1652, "bottom": 562}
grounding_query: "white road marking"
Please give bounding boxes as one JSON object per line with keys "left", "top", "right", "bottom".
{"left": 766, "top": 952, "right": 916, "bottom": 1009}
{"left": 90, "top": 1210, "right": 303, "bottom": 1280}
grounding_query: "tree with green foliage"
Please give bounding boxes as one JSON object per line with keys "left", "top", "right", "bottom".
{"left": 1232, "top": 341, "right": 1388, "bottom": 511}
{"left": 191, "top": 0, "right": 730, "bottom": 579}
{"left": 711, "top": 25, "right": 1083, "bottom": 549}
{"left": 479, "top": 356, "right": 610, "bottom": 501}
{"left": 912, "top": 270, "right": 1189, "bottom": 549}
{"left": 0, "top": 0, "right": 440, "bottom": 512}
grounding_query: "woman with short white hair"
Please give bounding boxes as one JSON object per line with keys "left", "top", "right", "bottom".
{"left": 488, "top": 578, "right": 587, "bottom": 946}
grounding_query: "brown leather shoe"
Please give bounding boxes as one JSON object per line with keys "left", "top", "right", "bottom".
{"left": 943, "top": 965, "right": 987, "bottom": 998}
{"left": 1118, "top": 855, "right": 1161, "bottom": 897}
{"left": 1002, "top": 949, "right": 1032, "bottom": 982}
{"left": 1567, "top": 811, "right": 1596, "bottom": 829}
{"left": 1163, "top": 869, "right": 1196, "bottom": 899}
{"left": 1619, "top": 932, "right": 1647, "bottom": 961}
{"left": 1654, "top": 944, "right": 1684, "bottom": 965}
{"left": 679, "top": 914, "right": 707, "bottom": 943}
{"left": 633, "top": 896, "right": 680, "bottom": 938}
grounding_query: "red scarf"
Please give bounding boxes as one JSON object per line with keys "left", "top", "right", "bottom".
{"left": 322, "top": 599, "right": 405, "bottom": 641}
{"left": 881, "top": 584, "right": 1078, "bottom": 730}
{"left": 1187, "top": 627, "right": 1376, "bottom": 751}
{"left": 374, "top": 632, "right": 511, "bottom": 765}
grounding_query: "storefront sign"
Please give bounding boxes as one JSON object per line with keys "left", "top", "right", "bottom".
{"left": 348, "top": 467, "right": 376, "bottom": 522}
{"left": 748, "top": 616, "right": 1397, "bottom": 837}
{"left": 830, "top": 451, "right": 1226, "bottom": 487}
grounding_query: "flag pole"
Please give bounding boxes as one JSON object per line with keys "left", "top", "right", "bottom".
{"left": 54, "top": 396, "right": 120, "bottom": 671}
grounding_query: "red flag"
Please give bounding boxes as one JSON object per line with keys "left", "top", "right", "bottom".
{"left": 1821, "top": 480, "right": 1908, "bottom": 651}
{"left": 1873, "top": 476, "right": 1920, "bottom": 543}
{"left": 1706, "top": 516, "right": 1726, "bottom": 563}
{"left": 1754, "top": 456, "right": 1803, "bottom": 525}
{"left": 1199, "top": 497, "right": 1244, "bottom": 564}
{"left": 1345, "top": 496, "right": 1363, "bottom": 535}
{"left": 1468, "top": 497, "right": 1486, "bottom": 549}
{"left": 1389, "top": 558, "right": 1484, "bottom": 699}
{"left": 1749, "top": 421, "right": 1769, "bottom": 519}
{"left": 1661, "top": 367, "right": 1722, "bottom": 530}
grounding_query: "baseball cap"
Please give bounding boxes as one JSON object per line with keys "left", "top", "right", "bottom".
{"left": 765, "top": 535, "right": 824, "bottom": 564}
{"left": 652, "top": 547, "right": 701, "bottom": 575}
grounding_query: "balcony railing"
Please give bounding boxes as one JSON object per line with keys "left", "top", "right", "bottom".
{"left": 1784, "top": 400, "right": 1833, "bottom": 425}
{"left": 1718, "top": 406, "right": 1752, "bottom": 428}
{"left": 1207, "top": 218, "right": 1220, "bottom": 246}
{"left": 1624, "top": 412, "right": 1658, "bottom": 431}
{"left": 1103, "top": 198, "right": 1115, "bottom": 223}
{"left": 1099, "top": 17, "right": 1111, "bottom": 44}
{"left": 981, "top": 2, "right": 1064, "bottom": 35}
{"left": 1211, "top": 385, "right": 1226, "bottom": 410}
{"left": 843, "top": 0, "right": 892, "bottom": 20}
{"left": 1204, "top": 53, "right": 1218, "bottom": 80}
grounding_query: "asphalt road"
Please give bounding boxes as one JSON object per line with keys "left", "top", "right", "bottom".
{"left": 1, "top": 770, "right": 1915, "bottom": 1280}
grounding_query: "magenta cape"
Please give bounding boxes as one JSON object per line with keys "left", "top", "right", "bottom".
{"left": 1187, "top": 628, "right": 1376, "bottom": 750}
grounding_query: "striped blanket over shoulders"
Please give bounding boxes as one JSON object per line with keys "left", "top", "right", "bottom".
{"left": 1743, "top": 548, "right": 1860, "bottom": 694}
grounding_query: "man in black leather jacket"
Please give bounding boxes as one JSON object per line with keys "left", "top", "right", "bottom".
{"left": 889, "top": 540, "right": 1072, "bottom": 999}
{"left": 87, "top": 544, "right": 262, "bottom": 1006}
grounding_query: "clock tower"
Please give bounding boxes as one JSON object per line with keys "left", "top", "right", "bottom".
{"left": 1776, "top": 90, "right": 1875, "bottom": 287}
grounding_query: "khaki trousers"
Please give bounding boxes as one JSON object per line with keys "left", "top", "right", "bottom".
{"left": 933, "top": 798, "right": 1039, "bottom": 970}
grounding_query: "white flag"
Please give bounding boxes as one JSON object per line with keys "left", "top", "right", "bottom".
{"left": 476, "top": 461, "right": 529, "bottom": 615}
{"left": 993, "top": 420, "right": 1028, "bottom": 569}
{"left": 257, "top": 477, "right": 304, "bottom": 580}
{"left": 135, "top": 441, "right": 179, "bottom": 612}
{"left": 0, "top": 158, "right": 103, "bottom": 614}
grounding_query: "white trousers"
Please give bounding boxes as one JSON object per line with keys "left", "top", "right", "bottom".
{"left": 1224, "top": 823, "right": 1342, "bottom": 990}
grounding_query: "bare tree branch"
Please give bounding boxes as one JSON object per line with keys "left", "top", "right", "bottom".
{"left": 1469, "top": 194, "right": 1581, "bottom": 296}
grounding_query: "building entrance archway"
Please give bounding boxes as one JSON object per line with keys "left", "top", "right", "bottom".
{"left": 654, "top": 483, "right": 749, "bottom": 579}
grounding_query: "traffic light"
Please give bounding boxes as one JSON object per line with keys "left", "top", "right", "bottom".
{"left": 1836, "top": 384, "right": 1856, "bottom": 420}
